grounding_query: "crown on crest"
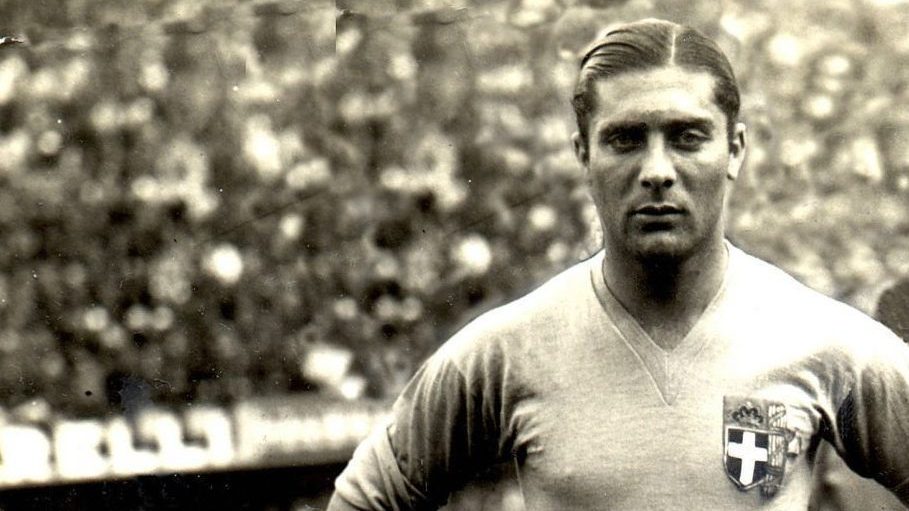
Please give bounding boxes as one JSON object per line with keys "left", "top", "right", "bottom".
{"left": 731, "top": 404, "right": 764, "bottom": 427}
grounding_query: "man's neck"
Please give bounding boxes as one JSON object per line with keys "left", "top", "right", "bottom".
{"left": 601, "top": 239, "right": 729, "bottom": 349}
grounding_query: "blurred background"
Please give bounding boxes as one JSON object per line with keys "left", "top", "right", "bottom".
{"left": 0, "top": 0, "right": 905, "bottom": 509}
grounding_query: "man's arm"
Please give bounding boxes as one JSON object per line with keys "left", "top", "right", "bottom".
{"left": 827, "top": 325, "right": 909, "bottom": 506}
{"left": 329, "top": 338, "right": 507, "bottom": 510}
{"left": 328, "top": 424, "right": 426, "bottom": 510}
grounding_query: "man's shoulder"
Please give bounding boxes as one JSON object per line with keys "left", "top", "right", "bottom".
{"left": 730, "top": 243, "right": 850, "bottom": 313}
{"left": 437, "top": 254, "right": 599, "bottom": 362}
{"left": 494, "top": 253, "right": 599, "bottom": 320}
{"left": 729, "top": 243, "right": 901, "bottom": 354}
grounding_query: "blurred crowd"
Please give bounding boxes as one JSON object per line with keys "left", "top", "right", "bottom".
{"left": 0, "top": 0, "right": 906, "bottom": 421}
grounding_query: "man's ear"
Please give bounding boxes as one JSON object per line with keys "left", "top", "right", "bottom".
{"left": 727, "top": 122, "right": 747, "bottom": 181}
{"left": 572, "top": 132, "right": 588, "bottom": 167}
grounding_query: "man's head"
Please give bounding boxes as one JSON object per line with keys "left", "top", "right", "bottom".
{"left": 572, "top": 19, "right": 741, "bottom": 153}
{"left": 570, "top": 19, "right": 747, "bottom": 263}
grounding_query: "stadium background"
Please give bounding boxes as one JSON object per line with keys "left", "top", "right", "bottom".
{"left": 0, "top": 0, "right": 906, "bottom": 509}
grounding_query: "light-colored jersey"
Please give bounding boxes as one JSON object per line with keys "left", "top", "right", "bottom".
{"left": 330, "top": 243, "right": 909, "bottom": 510}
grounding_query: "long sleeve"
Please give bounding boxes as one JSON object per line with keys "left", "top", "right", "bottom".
{"left": 329, "top": 423, "right": 424, "bottom": 511}
{"left": 329, "top": 336, "right": 508, "bottom": 510}
{"left": 827, "top": 324, "right": 909, "bottom": 505}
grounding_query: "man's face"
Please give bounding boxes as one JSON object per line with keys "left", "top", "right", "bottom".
{"left": 573, "top": 66, "right": 746, "bottom": 263}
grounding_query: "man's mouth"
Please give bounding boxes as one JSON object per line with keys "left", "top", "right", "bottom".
{"left": 632, "top": 204, "right": 685, "bottom": 216}
{"left": 630, "top": 204, "right": 685, "bottom": 232}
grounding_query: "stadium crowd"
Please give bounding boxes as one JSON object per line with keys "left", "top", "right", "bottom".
{"left": 0, "top": 0, "right": 906, "bottom": 432}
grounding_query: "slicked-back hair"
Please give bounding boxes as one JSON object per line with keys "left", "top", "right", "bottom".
{"left": 572, "top": 19, "right": 740, "bottom": 152}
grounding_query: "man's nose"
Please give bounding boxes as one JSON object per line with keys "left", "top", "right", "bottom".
{"left": 639, "top": 139, "right": 676, "bottom": 190}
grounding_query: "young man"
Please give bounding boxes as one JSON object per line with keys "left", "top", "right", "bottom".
{"left": 329, "top": 19, "right": 909, "bottom": 510}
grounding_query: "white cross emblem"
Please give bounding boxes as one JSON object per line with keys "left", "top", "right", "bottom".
{"left": 726, "top": 431, "right": 768, "bottom": 485}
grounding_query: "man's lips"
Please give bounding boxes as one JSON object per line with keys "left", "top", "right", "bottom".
{"left": 630, "top": 204, "right": 685, "bottom": 232}
{"left": 631, "top": 204, "right": 685, "bottom": 216}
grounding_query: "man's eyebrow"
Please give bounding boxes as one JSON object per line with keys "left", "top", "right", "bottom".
{"left": 595, "top": 116, "right": 716, "bottom": 137}
{"left": 596, "top": 121, "right": 646, "bottom": 138}
{"left": 664, "top": 117, "right": 715, "bottom": 133}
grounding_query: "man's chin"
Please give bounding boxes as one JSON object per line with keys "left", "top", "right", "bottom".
{"left": 629, "top": 233, "right": 692, "bottom": 263}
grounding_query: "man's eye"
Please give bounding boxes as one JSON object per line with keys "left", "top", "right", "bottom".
{"left": 673, "top": 130, "right": 709, "bottom": 149}
{"left": 605, "top": 132, "right": 643, "bottom": 152}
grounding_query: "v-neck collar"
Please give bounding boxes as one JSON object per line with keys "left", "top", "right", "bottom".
{"left": 588, "top": 243, "right": 732, "bottom": 405}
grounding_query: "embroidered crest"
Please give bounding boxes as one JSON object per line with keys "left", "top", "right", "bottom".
{"left": 723, "top": 396, "right": 794, "bottom": 496}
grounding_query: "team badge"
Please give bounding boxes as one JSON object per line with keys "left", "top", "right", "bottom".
{"left": 723, "top": 397, "right": 794, "bottom": 496}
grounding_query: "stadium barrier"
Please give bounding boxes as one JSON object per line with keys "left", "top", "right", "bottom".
{"left": 0, "top": 395, "right": 389, "bottom": 489}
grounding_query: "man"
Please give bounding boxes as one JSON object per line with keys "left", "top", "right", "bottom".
{"left": 329, "top": 19, "right": 909, "bottom": 510}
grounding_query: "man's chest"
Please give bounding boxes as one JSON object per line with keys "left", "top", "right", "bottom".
{"left": 509, "top": 339, "right": 824, "bottom": 510}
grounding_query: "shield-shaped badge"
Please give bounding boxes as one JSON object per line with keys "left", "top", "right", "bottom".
{"left": 723, "top": 397, "right": 790, "bottom": 495}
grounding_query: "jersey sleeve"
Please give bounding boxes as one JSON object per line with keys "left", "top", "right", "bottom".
{"left": 826, "top": 324, "right": 909, "bottom": 504}
{"left": 328, "top": 334, "right": 509, "bottom": 510}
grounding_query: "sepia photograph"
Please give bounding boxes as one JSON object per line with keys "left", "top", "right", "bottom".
{"left": 0, "top": 0, "right": 906, "bottom": 509}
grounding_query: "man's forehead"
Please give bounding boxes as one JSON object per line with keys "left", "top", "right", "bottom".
{"left": 590, "top": 67, "right": 722, "bottom": 128}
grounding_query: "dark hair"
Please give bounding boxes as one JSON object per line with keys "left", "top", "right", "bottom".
{"left": 876, "top": 278, "right": 909, "bottom": 344}
{"left": 571, "top": 19, "right": 740, "bottom": 150}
